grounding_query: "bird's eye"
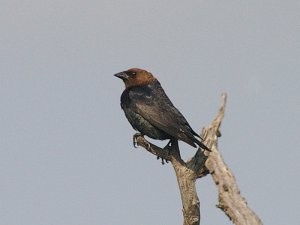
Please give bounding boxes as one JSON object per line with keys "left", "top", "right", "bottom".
{"left": 126, "top": 71, "right": 137, "bottom": 76}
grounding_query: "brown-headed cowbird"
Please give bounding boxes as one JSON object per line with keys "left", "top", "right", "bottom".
{"left": 114, "top": 68, "right": 209, "bottom": 151}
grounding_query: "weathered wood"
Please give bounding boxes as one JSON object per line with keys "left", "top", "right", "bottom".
{"left": 134, "top": 93, "right": 263, "bottom": 225}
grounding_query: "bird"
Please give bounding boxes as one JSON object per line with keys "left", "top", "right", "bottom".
{"left": 114, "top": 68, "right": 209, "bottom": 151}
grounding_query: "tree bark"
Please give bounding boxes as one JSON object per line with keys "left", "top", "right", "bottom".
{"left": 135, "top": 93, "right": 263, "bottom": 225}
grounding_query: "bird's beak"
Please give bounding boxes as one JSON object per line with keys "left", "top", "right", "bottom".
{"left": 114, "top": 71, "right": 129, "bottom": 80}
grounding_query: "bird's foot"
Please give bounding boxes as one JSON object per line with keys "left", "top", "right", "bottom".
{"left": 156, "top": 141, "right": 172, "bottom": 165}
{"left": 133, "top": 133, "right": 151, "bottom": 150}
{"left": 157, "top": 155, "right": 169, "bottom": 165}
{"left": 133, "top": 133, "right": 143, "bottom": 148}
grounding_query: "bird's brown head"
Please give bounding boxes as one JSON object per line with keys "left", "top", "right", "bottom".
{"left": 114, "top": 68, "right": 157, "bottom": 89}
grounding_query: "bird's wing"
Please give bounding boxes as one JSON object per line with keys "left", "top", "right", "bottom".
{"left": 130, "top": 86, "right": 200, "bottom": 147}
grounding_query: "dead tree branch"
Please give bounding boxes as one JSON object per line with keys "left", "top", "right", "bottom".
{"left": 135, "top": 93, "right": 262, "bottom": 225}
{"left": 204, "top": 94, "right": 263, "bottom": 225}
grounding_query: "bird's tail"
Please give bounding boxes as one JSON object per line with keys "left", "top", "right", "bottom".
{"left": 195, "top": 139, "right": 211, "bottom": 152}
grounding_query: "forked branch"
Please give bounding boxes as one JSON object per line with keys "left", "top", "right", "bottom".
{"left": 135, "top": 93, "right": 262, "bottom": 225}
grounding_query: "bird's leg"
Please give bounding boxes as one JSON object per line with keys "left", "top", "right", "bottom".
{"left": 163, "top": 139, "right": 178, "bottom": 150}
{"left": 165, "top": 140, "right": 172, "bottom": 148}
{"left": 169, "top": 139, "right": 181, "bottom": 159}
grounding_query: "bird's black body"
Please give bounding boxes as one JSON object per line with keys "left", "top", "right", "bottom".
{"left": 120, "top": 79, "right": 206, "bottom": 149}
{"left": 121, "top": 81, "right": 171, "bottom": 141}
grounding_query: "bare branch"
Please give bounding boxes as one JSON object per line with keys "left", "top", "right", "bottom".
{"left": 135, "top": 136, "right": 202, "bottom": 225}
{"left": 203, "top": 93, "right": 263, "bottom": 225}
{"left": 133, "top": 93, "right": 262, "bottom": 225}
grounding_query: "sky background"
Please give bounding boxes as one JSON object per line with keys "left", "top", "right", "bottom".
{"left": 1, "top": 0, "right": 299, "bottom": 225}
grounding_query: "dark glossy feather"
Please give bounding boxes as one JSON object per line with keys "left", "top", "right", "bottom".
{"left": 121, "top": 80, "right": 206, "bottom": 148}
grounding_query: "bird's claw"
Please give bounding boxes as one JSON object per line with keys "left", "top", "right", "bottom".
{"left": 133, "top": 133, "right": 150, "bottom": 149}
{"left": 155, "top": 142, "right": 172, "bottom": 165}
{"left": 157, "top": 156, "right": 169, "bottom": 165}
{"left": 133, "top": 133, "right": 142, "bottom": 148}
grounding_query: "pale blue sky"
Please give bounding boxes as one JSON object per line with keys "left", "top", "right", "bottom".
{"left": 0, "top": 1, "right": 299, "bottom": 225}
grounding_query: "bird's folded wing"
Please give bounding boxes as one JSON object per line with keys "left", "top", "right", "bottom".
{"left": 134, "top": 100, "right": 198, "bottom": 147}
